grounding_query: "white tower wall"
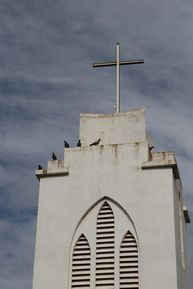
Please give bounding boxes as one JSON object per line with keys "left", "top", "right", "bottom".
{"left": 33, "top": 108, "right": 189, "bottom": 289}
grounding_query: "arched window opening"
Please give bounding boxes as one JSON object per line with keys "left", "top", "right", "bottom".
{"left": 96, "top": 201, "right": 115, "bottom": 288}
{"left": 119, "top": 231, "right": 139, "bottom": 289}
{"left": 71, "top": 234, "right": 91, "bottom": 288}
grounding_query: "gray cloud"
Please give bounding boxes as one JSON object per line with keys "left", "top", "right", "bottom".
{"left": 0, "top": 219, "right": 36, "bottom": 289}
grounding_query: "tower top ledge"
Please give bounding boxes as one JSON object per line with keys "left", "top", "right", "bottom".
{"left": 80, "top": 107, "right": 145, "bottom": 118}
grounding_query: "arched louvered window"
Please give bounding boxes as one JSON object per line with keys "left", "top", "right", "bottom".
{"left": 71, "top": 234, "right": 91, "bottom": 288}
{"left": 96, "top": 201, "right": 115, "bottom": 288}
{"left": 119, "top": 231, "right": 139, "bottom": 289}
{"left": 70, "top": 199, "right": 139, "bottom": 289}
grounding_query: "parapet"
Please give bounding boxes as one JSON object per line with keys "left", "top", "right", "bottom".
{"left": 80, "top": 108, "right": 149, "bottom": 146}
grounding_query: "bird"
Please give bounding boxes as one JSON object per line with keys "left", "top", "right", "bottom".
{"left": 38, "top": 165, "right": 42, "bottom": 170}
{"left": 64, "top": 140, "right": 70, "bottom": 148}
{"left": 52, "top": 152, "right": 57, "bottom": 160}
{"left": 77, "top": 139, "right": 81, "bottom": 147}
{"left": 149, "top": 146, "right": 154, "bottom": 151}
{"left": 90, "top": 138, "right": 101, "bottom": 146}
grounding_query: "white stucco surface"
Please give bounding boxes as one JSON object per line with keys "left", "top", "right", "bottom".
{"left": 80, "top": 108, "right": 147, "bottom": 146}
{"left": 33, "top": 108, "right": 189, "bottom": 289}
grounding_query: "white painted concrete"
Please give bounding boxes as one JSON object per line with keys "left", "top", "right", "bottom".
{"left": 32, "top": 108, "right": 189, "bottom": 289}
{"left": 80, "top": 108, "right": 147, "bottom": 146}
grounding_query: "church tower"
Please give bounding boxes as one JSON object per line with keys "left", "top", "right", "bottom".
{"left": 33, "top": 108, "right": 190, "bottom": 289}
{"left": 32, "top": 44, "right": 190, "bottom": 289}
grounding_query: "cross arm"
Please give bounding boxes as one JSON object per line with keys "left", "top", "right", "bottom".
{"left": 93, "top": 59, "right": 144, "bottom": 67}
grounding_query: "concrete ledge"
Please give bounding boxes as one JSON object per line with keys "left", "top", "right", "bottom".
{"left": 142, "top": 151, "right": 180, "bottom": 179}
{"left": 35, "top": 168, "right": 69, "bottom": 180}
{"left": 35, "top": 160, "right": 69, "bottom": 180}
{"left": 64, "top": 142, "right": 148, "bottom": 153}
{"left": 80, "top": 108, "right": 145, "bottom": 118}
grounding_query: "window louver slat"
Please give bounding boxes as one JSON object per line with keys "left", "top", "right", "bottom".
{"left": 96, "top": 202, "right": 115, "bottom": 288}
{"left": 120, "top": 231, "right": 139, "bottom": 289}
{"left": 72, "top": 234, "right": 90, "bottom": 288}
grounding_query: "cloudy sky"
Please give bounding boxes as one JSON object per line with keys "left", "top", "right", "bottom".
{"left": 0, "top": 0, "right": 193, "bottom": 288}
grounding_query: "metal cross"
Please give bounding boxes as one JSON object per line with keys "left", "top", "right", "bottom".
{"left": 93, "top": 43, "right": 144, "bottom": 113}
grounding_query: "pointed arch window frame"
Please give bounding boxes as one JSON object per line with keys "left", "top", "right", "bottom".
{"left": 69, "top": 197, "right": 140, "bottom": 289}
{"left": 71, "top": 234, "right": 91, "bottom": 288}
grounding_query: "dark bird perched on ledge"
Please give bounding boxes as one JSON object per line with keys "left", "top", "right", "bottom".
{"left": 90, "top": 138, "right": 101, "bottom": 146}
{"left": 64, "top": 140, "right": 70, "bottom": 148}
{"left": 77, "top": 139, "right": 81, "bottom": 147}
{"left": 38, "top": 165, "right": 43, "bottom": 170}
{"left": 149, "top": 146, "right": 154, "bottom": 151}
{"left": 52, "top": 152, "right": 57, "bottom": 160}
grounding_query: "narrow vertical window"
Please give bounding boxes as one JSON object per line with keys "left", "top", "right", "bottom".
{"left": 72, "top": 234, "right": 91, "bottom": 288}
{"left": 119, "top": 231, "right": 139, "bottom": 289}
{"left": 96, "top": 201, "right": 115, "bottom": 288}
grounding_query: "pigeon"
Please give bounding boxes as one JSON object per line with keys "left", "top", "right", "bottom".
{"left": 149, "top": 146, "right": 154, "bottom": 151}
{"left": 64, "top": 140, "right": 70, "bottom": 148}
{"left": 77, "top": 139, "right": 81, "bottom": 147}
{"left": 52, "top": 152, "right": 57, "bottom": 160}
{"left": 90, "top": 138, "right": 101, "bottom": 146}
{"left": 38, "top": 165, "right": 43, "bottom": 170}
